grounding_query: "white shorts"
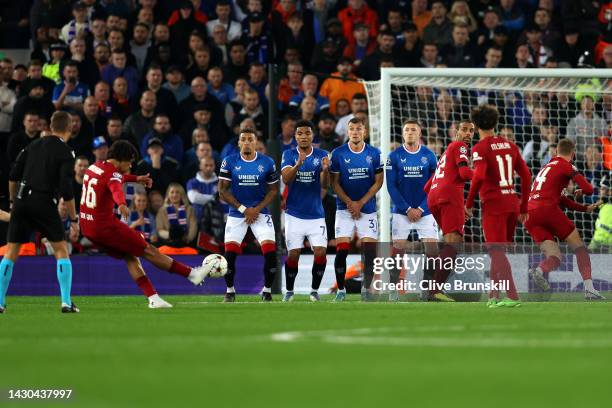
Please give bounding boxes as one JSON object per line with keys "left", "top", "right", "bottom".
{"left": 392, "top": 213, "right": 439, "bottom": 241}
{"left": 225, "top": 214, "right": 276, "bottom": 244}
{"left": 284, "top": 214, "right": 327, "bottom": 251}
{"left": 334, "top": 209, "right": 378, "bottom": 240}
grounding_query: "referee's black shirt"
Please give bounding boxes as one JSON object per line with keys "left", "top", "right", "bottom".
{"left": 9, "top": 135, "right": 75, "bottom": 201}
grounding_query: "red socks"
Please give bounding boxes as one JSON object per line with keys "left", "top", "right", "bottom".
{"left": 431, "top": 244, "right": 457, "bottom": 295}
{"left": 169, "top": 259, "right": 191, "bottom": 277}
{"left": 574, "top": 246, "right": 592, "bottom": 281}
{"left": 489, "top": 247, "right": 518, "bottom": 300}
{"left": 136, "top": 276, "right": 157, "bottom": 297}
{"left": 538, "top": 256, "right": 561, "bottom": 274}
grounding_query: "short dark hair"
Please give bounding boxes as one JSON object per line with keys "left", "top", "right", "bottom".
{"left": 295, "top": 119, "right": 314, "bottom": 130}
{"left": 108, "top": 140, "right": 138, "bottom": 162}
{"left": 352, "top": 93, "right": 367, "bottom": 101}
{"left": 75, "top": 155, "right": 90, "bottom": 162}
{"left": 24, "top": 111, "right": 39, "bottom": 118}
{"left": 403, "top": 119, "right": 422, "bottom": 128}
{"left": 239, "top": 127, "right": 257, "bottom": 137}
{"left": 50, "top": 111, "right": 71, "bottom": 133}
{"left": 348, "top": 117, "right": 364, "bottom": 126}
{"left": 470, "top": 104, "right": 499, "bottom": 131}
{"left": 557, "top": 138, "right": 575, "bottom": 156}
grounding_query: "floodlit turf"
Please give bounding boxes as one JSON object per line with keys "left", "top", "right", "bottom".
{"left": 1, "top": 295, "right": 612, "bottom": 408}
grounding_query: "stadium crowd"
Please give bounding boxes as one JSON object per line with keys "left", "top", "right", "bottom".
{"left": 0, "top": 0, "right": 611, "bottom": 253}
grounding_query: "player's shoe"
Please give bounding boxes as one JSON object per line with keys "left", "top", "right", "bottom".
{"left": 223, "top": 292, "right": 236, "bottom": 303}
{"left": 188, "top": 264, "right": 210, "bottom": 286}
{"left": 486, "top": 298, "right": 500, "bottom": 308}
{"left": 61, "top": 303, "right": 80, "bottom": 313}
{"left": 585, "top": 288, "right": 606, "bottom": 300}
{"left": 431, "top": 292, "right": 455, "bottom": 302}
{"left": 282, "top": 291, "right": 294, "bottom": 302}
{"left": 148, "top": 295, "right": 173, "bottom": 309}
{"left": 333, "top": 291, "right": 346, "bottom": 302}
{"left": 309, "top": 291, "right": 321, "bottom": 302}
{"left": 261, "top": 292, "right": 273, "bottom": 302}
{"left": 388, "top": 290, "right": 399, "bottom": 302}
{"left": 529, "top": 267, "right": 550, "bottom": 291}
{"left": 361, "top": 290, "right": 375, "bottom": 302}
{"left": 0, "top": 305, "right": 5, "bottom": 313}
{"left": 495, "top": 298, "right": 521, "bottom": 308}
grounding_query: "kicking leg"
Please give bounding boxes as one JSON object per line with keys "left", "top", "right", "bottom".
{"left": 141, "top": 244, "right": 210, "bottom": 286}
{"left": 529, "top": 240, "right": 560, "bottom": 291}
{"left": 565, "top": 230, "right": 604, "bottom": 299}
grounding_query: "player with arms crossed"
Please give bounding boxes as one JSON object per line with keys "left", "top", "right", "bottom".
{"left": 386, "top": 120, "right": 438, "bottom": 301}
{"left": 466, "top": 104, "right": 532, "bottom": 308}
{"left": 281, "top": 120, "right": 330, "bottom": 302}
{"left": 525, "top": 138, "right": 604, "bottom": 299}
{"left": 79, "top": 141, "right": 210, "bottom": 309}
{"left": 330, "top": 117, "right": 384, "bottom": 301}
{"left": 424, "top": 119, "right": 475, "bottom": 301}
{"left": 218, "top": 128, "right": 279, "bottom": 302}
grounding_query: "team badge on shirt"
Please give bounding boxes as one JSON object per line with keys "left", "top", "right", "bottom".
{"left": 421, "top": 156, "right": 428, "bottom": 164}
{"left": 258, "top": 165, "right": 264, "bottom": 173}
{"left": 366, "top": 155, "right": 373, "bottom": 164}
{"left": 313, "top": 157, "right": 320, "bottom": 166}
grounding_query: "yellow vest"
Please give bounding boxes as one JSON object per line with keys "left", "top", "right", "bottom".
{"left": 42, "top": 62, "right": 61, "bottom": 84}
{"left": 593, "top": 204, "right": 612, "bottom": 245}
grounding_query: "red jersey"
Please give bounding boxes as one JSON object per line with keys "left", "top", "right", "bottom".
{"left": 528, "top": 156, "right": 594, "bottom": 211}
{"left": 466, "top": 136, "right": 532, "bottom": 215}
{"left": 426, "top": 141, "right": 472, "bottom": 205}
{"left": 79, "top": 161, "right": 136, "bottom": 231}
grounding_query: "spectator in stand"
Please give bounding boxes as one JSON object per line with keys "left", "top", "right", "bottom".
{"left": 396, "top": 22, "right": 422, "bottom": 67}
{"left": 514, "top": 44, "right": 535, "bottom": 68}
{"left": 88, "top": 14, "right": 108, "bottom": 50}
{"left": 140, "top": 113, "right": 184, "bottom": 163}
{"left": 582, "top": 145, "right": 606, "bottom": 203}
{"left": 73, "top": 155, "right": 89, "bottom": 212}
{"left": 6, "top": 112, "right": 39, "bottom": 167}
{"left": 423, "top": 1, "right": 453, "bottom": 49}
{"left": 225, "top": 77, "right": 250, "bottom": 128}
{"left": 129, "top": 191, "right": 157, "bottom": 244}
{"left": 449, "top": 1, "right": 478, "bottom": 33}
{"left": 156, "top": 183, "right": 198, "bottom": 247}
{"left": 311, "top": 37, "right": 342, "bottom": 75}
{"left": 243, "top": 12, "right": 274, "bottom": 64}
{"left": 521, "top": 103, "right": 550, "bottom": 165}
{"left": 180, "top": 102, "right": 229, "bottom": 153}
{"left": 344, "top": 23, "right": 378, "bottom": 69}
{"left": 210, "top": 24, "right": 230, "bottom": 65}
{"left": 335, "top": 93, "right": 368, "bottom": 141}
{"left": 483, "top": 46, "right": 503, "bottom": 68}
{"left": 129, "top": 22, "right": 152, "bottom": 75}
{"left": 94, "top": 43, "right": 111, "bottom": 73}
{"left": 440, "top": 23, "right": 478, "bottom": 67}
{"left": 123, "top": 90, "right": 156, "bottom": 147}
{"left": 0, "top": 72, "right": 16, "bottom": 135}
{"left": 187, "top": 156, "right": 218, "bottom": 220}
{"left": 169, "top": 1, "right": 207, "bottom": 58}
{"left": 499, "top": 0, "right": 525, "bottom": 34}
{"left": 135, "top": 137, "right": 180, "bottom": 195}
{"left": 42, "top": 42, "right": 68, "bottom": 84}
{"left": 338, "top": 0, "right": 379, "bottom": 45}
{"left": 318, "top": 112, "right": 342, "bottom": 152}
{"left": 11, "top": 81, "right": 54, "bottom": 132}
{"left": 60, "top": 2, "right": 90, "bottom": 44}
{"left": 557, "top": 25, "right": 591, "bottom": 68}
{"left": 319, "top": 57, "right": 366, "bottom": 116}
{"left": 109, "top": 76, "right": 134, "bottom": 120}
{"left": 69, "top": 38, "right": 99, "bottom": 93}
{"left": 207, "top": 0, "right": 241, "bottom": 41}
{"left": 207, "top": 66, "right": 235, "bottom": 106}
{"left": 52, "top": 61, "right": 89, "bottom": 112}
{"left": 430, "top": 91, "right": 459, "bottom": 144}
{"left": 524, "top": 25, "right": 553, "bottom": 68}
{"left": 106, "top": 114, "right": 137, "bottom": 149}
{"left": 81, "top": 96, "right": 107, "bottom": 140}
{"left": 101, "top": 49, "right": 139, "bottom": 99}
{"left": 143, "top": 65, "right": 179, "bottom": 127}
{"left": 163, "top": 66, "right": 191, "bottom": 104}
{"left": 420, "top": 42, "right": 441, "bottom": 68}
{"left": 223, "top": 40, "right": 249, "bottom": 86}
{"left": 533, "top": 7, "right": 562, "bottom": 51}
{"left": 235, "top": 88, "right": 266, "bottom": 136}
{"left": 289, "top": 74, "right": 330, "bottom": 115}
{"left": 599, "top": 44, "right": 612, "bottom": 68}
{"left": 179, "top": 76, "right": 225, "bottom": 128}
{"left": 412, "top": 0, "right": 432, "bottom": 38}
{"left": 567, "top": 95, "right": 608, "bottom": 159}
{"left": 334, "top": 99, "right": 351, "bottom": 120}
{"left": 67, "top": 111, "right": 92, "bottom": 158}
{"left": 278, "top": 114, "right": 297, "bottom": 152}
{"left": 184, "top": 129, "right": 213, "bottom": 168}
{"left": 19, "top": 60, "right": 55, "bottom": 98}
{"left": 247, "top": 62, "right": 267, "bottom": 102}
{"left": 186, "top": 44, "right": 213, "bottom": 83}
{"left": 381, "top": 8, "right": 405, "bottom": 43}
{"left": 277, "top": 61, "right": 303, "bottom": 111}
{"left": 299, "top": 96, "right": 319, "bottom": 124}
{"left": 92, "top": 136, "right": 109, "bottom": 162}
{"left": 477, "top": 7, "right": 502, "bottom": 48}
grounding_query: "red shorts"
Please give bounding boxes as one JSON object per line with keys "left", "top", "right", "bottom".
{"left": 429, "top": 202, "right": 464, "bottom": 236}
{"left": 83, "top": 219, "right": 148, "bottom": 259}
{"left": 525, "top": 206, "right": 575, "bottom": 243}
{"left": 482, "top": 211, "right": 518, "bottom": 243}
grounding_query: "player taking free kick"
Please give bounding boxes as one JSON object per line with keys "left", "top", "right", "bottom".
{"left": 465, "top": 104, "right": 532, "bottom": 308}
{"left": 79, "top": 141, "right": 211, "bottom": 309}
{"left": 525, "top": 138, "right": 604, "bottom": 300}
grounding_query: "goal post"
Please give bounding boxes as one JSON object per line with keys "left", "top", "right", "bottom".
{"left": 366, "top": 68, "right": 612, "bottom": 243}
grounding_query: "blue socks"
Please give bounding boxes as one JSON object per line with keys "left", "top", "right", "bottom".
{"left": 56, "top": 258, "right": 73, "bottom": 306}
{"left": 0, "top": 258, "right": 14, "bottom": 307}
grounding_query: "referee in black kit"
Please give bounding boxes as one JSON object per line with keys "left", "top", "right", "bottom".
{"left": 0, "top": 111, "right": 80, "bottom": 313}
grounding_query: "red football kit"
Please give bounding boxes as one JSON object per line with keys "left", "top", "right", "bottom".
{"left": 425, "top": 140, "right": 473, "bottom": 235}
{"left": 525, "top": 156, "right": 594, "bottom": 243}
{"left": 466, "top": 136, "right": 532, "bottom": 243}
{"left": 79, "top": 161, "right": 147, "bottom": 258}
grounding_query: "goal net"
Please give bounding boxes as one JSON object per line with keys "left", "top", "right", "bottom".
{"left": 364, "top": 68, "right": 612, "bottom": 245}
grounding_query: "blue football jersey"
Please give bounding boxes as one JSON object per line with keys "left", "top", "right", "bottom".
{"left": 219, "top": 152, "right": 278, "bottom": 218}
{"left": 386, "top": 144, "right": 438, "bottom": 215}
{"left": 281, "top": 147, "right": 329, "bottom": 219}
{"left": 329, "top": 143, "right": 383, "bottom": 214}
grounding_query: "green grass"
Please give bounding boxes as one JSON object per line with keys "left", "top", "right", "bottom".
{"left": 1, "top": 295, "right": 612, "bottom": 408}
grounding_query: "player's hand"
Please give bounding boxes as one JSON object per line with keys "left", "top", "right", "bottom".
{"left": 131, "top": 217, "right": 145, "bottom": 228}
{"left": 464, "top": 207, "right": 473, "bottom": 221}
{"left": 321, "top": 156, "right": 329, "bottom": 172}
{"left": 296, "top": 151, "right": 307, "bottom": 167}
{"left": 518, "top": 213, "right": 529, "bottom": 224}
{"left": 118, "top": 204, "right": 130, "bottom": 220}
{"left": 136, "top": 173, "right": 153, "bottom": 188}
{"left": 63, "top": 81, "right": 76, "bottom": 94}
{"left": 244, "top": 207, "right": 259, "bottom": 224}
{"left": 351, "top": 200, "right": 364, "bottom": 219}
{"left": 574, "top": 189, "right": 584, "bottom": 199}
{"left": 69, "top": 221, "right": 80, "bottom": 239}
{"left": 407, "top": 208, "right": 422, "bottom": 222}
{"left": 586, "top": 201, "right": 603, "bottom": 213}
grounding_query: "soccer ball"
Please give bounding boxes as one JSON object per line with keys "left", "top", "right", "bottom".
{"left": 202, "top": 254, "right": 228, "bottom": 278}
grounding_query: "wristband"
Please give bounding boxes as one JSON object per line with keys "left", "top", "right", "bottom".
{"left": 70, "top": 218, "right": 79, "bottom": 223}
{"left": 238, "top": 205, "right": 246, "bottom": 214}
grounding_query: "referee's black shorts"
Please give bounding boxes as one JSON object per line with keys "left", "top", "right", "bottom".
{"left": 7, "top": 192, "right": 65, "bottom": 243}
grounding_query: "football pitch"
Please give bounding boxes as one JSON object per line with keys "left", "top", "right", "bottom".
{"left": 1, "top": 295, "right": 611, "bottom": 408}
